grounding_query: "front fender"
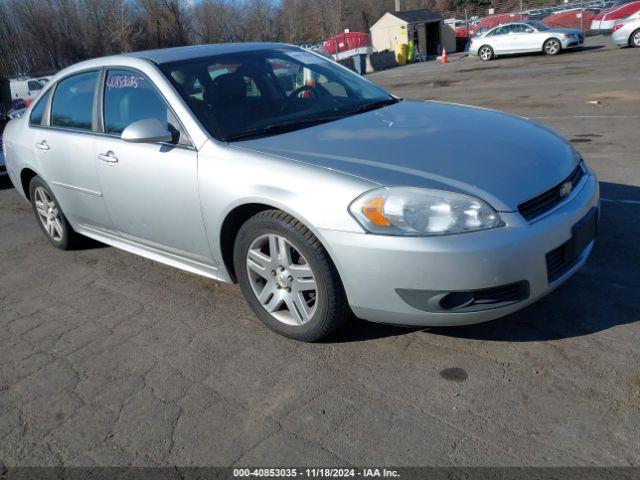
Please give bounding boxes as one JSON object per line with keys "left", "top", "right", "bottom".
{"left": 196, "top": 139, "right": 377, "bottom": 275}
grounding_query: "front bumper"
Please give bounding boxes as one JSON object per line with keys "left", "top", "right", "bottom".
{"left": 562, "top": 36, "right": 584, "bottom": 49}
{"left": 320, "top": 172, "right": 599, "bottom": 326}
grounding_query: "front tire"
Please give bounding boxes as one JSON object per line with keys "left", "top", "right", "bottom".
{"left": 233, "top": 210, "right": 350, "bottom": 342}
{"left": 478, "top": 45, "right": 494, "bottom": 61}
{"left": 543, "top": 38, "right": 562, "bottom": 55}
{"left": 29, "top": 176, "right": 80, "bottom": 250}
{"left": 631, "top": 29, "right": 640, "bottom": 48}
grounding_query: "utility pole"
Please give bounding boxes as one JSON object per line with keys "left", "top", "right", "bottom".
{"left": 395, "top": 0, "right": 401, "bottom": 12}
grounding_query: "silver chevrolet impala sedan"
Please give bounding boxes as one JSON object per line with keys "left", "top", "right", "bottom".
{"left": 3, "top": 43, "right": 599, "bottom": 341}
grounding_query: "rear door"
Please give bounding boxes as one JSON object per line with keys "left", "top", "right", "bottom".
{"left": 93, "top": 68, "right": 212, "bottom": 263}
{"left": 33, "top": 70, "right": 114, "bottom": 231}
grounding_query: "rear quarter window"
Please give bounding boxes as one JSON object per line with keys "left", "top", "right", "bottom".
{"left": 29, "top": 89, "right": 51, "bottom": 126}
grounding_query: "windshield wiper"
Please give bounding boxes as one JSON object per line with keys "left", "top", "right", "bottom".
{"left": 224, "top": 115, "right": 347, "bottom": 142}
{"left": 352, "top": 97, "right": 401, "bottom": 114}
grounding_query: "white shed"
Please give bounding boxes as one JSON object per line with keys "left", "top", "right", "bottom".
{"left": 370, "top": 9, "right": 456, "bottom": 57}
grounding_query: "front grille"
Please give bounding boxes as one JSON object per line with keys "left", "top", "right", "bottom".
{"left": 518, "top": 163, "right": 585, "bottom": 221}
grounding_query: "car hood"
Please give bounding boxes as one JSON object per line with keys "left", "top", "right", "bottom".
{"left": 233, "top": 100, "right": 578, "bottom": 211}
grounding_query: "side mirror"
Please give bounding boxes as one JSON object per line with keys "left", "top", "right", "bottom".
{"left": 121, "top": 118, "right": 173, "bottom": 144}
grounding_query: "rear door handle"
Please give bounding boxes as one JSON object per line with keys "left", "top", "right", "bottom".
{"left": 35, "top": 140, "right": 49, "bottom": 151}
{"left": 97, "top": 151, "right": 118, "bottom": 163}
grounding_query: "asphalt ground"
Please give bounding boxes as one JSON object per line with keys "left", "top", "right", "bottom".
{"left": 1, "top": 35, "right": 639, "bottom": 467}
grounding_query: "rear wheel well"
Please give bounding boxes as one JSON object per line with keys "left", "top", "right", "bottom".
{"left": 20, "top": 168, "right": 38, "bottom": 200}
{"left": 220, "top": 203, "right": 274, "bottom": 282}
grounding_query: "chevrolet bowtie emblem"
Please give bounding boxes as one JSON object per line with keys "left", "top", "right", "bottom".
{"left": 559, "top": 181, "right": 573, "bottom": 198}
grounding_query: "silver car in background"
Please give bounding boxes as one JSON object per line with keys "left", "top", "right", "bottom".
{"left": 470, "top": 21, "right": 585, "bottom": 60}
{"left": 611, "top": 17, "right": 640, "bottom": 47}
{"left": 3, "top": 43, "right": 599, "bottom": 341}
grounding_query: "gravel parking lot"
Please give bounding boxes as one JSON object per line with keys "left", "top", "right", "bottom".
{"left": 1, "top": 35, "right": 639, "bottom": 468}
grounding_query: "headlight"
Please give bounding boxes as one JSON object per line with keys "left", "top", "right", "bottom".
{"left": 349, "top": 187, "right": 502, "bottom": 236}
{"left": 562, "top": 33, "right": 576, "bottom": 38}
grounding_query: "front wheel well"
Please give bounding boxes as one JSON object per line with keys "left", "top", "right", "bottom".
{"left": 220, "top": 203, "right": 276, "bottom": 282}
{"left": 20, "top": 168, "right": 39, "bottom": 201}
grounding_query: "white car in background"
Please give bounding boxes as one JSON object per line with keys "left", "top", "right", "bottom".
{"left": 9, "top": 78, "right": 45, "bottom": 103}
{"left": 470, "top": 21, "right": 584, "bottom": 60}
{"left": 611, "top": 15, "right": 640, "bottom": 46}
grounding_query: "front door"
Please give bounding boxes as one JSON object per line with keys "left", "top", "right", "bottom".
{"left": 510, "top": 24, "right": 538, "bottom": 51}
{"left": 34, "top": 70, "right": 113, "bottom": 231}
{"left": 93, "top": 69, "right": 212, "bottom": 264}
{"left": 487, "top": 25, "right": 512, "bottom": 53}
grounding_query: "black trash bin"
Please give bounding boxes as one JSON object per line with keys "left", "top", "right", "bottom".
{"left": 353, "top": 54, "right": 367, "bottom": 75}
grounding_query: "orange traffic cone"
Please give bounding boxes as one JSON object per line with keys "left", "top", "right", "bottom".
{"left": 440, "top": 47, "right": 448, "bottom": 64}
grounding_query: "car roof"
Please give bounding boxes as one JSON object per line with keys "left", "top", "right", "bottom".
{"left": 126, "top": 42, "right": 293, "bottom": 65}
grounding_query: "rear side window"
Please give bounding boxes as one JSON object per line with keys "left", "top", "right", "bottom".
{"left": 29, "top": 89, "right": 51, "bottom": 126}
{"left": 51, "top": 71, "right": 99, "bottom": 131}
{"left": 103, "top": 69, "right": 188, "bottom": 144}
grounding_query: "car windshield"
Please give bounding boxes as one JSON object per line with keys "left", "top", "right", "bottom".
{"left": 159, "top": 47, "right": 397, "bottom": 142}
{"left": 527, "top": 20, "right": 551, "bottom": 31}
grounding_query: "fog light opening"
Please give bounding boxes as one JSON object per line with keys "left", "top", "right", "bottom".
{"left": 439, "top": 291, "right": 475, "bottom": 310}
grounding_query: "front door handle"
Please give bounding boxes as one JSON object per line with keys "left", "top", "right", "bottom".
{"left": 97, "top": 151, "right": 118, "bottom": 163}
{"left": 35, "top": 140, "right": 49, "bottom": 151}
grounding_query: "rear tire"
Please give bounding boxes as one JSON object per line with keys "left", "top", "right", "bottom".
{"left": 478, "top": 45, "right": 494, "bottom": 61}
{"left": 543, "top": 38, "right": 562, "bottom": 55}
{"left": 233, "top": 210, "right": 350, "bottom": 342}
{"left": 29, "top": 176, "right": 81, "bottom": 250}
{"left": 631, "top": 29, "right": 640, "bottom": 48}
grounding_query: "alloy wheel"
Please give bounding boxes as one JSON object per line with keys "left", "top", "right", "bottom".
{"left": 545, "top": 39, "right": 560, "bottom": 55}
{"left": 479, "top": 46, "right": 492, "bottom": 61}
{"left": 633, "top": 30, "right": 640, "bottom": 47}
{"left": 34, "top": 186, "right": 64, "bottom": 242}
{"left": 245, "top": 233, "right": 318, "bottom": 326}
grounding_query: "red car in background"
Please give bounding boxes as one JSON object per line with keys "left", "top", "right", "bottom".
{"left": 591, "top": 0, "right": 640, "bottom": 31}
{"left": 543, "top": 9, "right": 598, "bottom": 31}
{"left": 469, "top": 13, "right": 529, "bottom": 35}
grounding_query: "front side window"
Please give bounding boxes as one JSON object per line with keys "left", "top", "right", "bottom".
{"left": 29, "top": 89, "right": 51, "bottom": 126}
{"left": 160, "top": 47, "right": 396, "bottom": 141}
{"left": 103, "top": 69, "right": 186, "bottom": 144}
{"left": 51, "top": 71, "right": 99, "bottom": 131}
{"left": 511, "top": 24, "right": 529, "bottom": 33}
{"left": 490, "top": 26, "right": 511, "bottom": 36}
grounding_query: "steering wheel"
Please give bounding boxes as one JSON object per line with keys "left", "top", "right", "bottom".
{"left": 280, "top": 85, "right": 320, "bottom": 113}
{"left": 289, "top": 84, "right": 319, "bottom": 99}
